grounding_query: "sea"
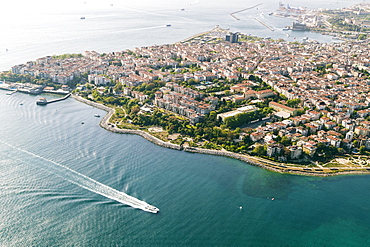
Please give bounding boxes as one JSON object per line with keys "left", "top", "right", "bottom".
{"left": 1, "top": 0, "right": 370, "bottom": 246}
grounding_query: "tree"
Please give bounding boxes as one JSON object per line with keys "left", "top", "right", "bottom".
{"left": 353, "top": 140, "right": 359, "bottom": 147}
{"left": 253, "top": 145, "right": 266, "bottom": 156}
{"left": 358, "top": 34, "right": 367, "bottom": 40}
{"left": 286, "top": 98, "right": 301, "bottom": 108}
{"left": 280, "top": 136, "right": 291, "bottom": 146}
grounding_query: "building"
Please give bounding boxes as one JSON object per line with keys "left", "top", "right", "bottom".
{"left": 225, "top": 32, "right": 239, "bottom": 43}
{"left": 217, "top": 105, "right": 258, "bottom": 122}
{"left": 267, "top": 144, "right": 283, "bottom": 157}
{"left": 288, "top": 146, "right": 302, "bottom": 159}
{"left": 291, "top": 22, "right": 309, "bottom": 31}
{"left": 269, "top": 101, "right": 299, "bottom": 116}
{"left": 250, "top": 132, "right": 265, "bottom": 142}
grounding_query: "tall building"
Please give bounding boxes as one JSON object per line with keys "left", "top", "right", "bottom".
{"left": 225, "top": 32, "right": 239, "bottom": 43}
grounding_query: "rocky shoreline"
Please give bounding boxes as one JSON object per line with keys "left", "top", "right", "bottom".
{"left": 72, "top": 95, "right": 370, "bottom": 177}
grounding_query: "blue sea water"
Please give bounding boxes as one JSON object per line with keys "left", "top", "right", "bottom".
{"left": 1, "top": 91, "right": 370, "bottom": 246}
{"left": 1, "top": 0, "right": 370, "bottom": 246}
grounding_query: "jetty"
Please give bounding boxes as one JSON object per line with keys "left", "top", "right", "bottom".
{"left": 36, "top": 93, "right": 71, "bottom": 105}
{"left": 230, "top": 3, "right": 263, "bottom": 20}
{"left": 254, "top": 18, "right": 274, "bottom": 31}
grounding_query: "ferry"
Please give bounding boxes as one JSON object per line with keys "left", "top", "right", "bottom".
{"left": 36, "top": 98, "right": 48, "bottom": 105}
{"left": 142, "top": 204, "right": 160, "bottom": 213}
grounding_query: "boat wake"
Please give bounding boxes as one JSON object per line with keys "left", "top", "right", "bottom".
{"left": 0, "top": 140, "right": 159, "bottom": 213}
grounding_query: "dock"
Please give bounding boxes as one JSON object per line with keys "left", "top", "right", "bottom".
{"left": 36, "top": 93, "right": 71, "bottom": 105}
{"left": 6, "top": 89, "right": 17, "bottom": 95}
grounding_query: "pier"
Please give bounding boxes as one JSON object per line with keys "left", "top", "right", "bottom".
{"left": 36, "top": 93, "right": 71, "bottom": 105}
{"left": 254, "top": 18, "right": 274, "bottom": 31}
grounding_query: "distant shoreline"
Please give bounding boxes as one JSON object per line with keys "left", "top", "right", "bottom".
{"left": 72, "top": 95, "right": 370, "bottom": 177}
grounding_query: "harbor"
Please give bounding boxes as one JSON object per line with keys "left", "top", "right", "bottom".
{"left": 0, "top": 81, "right": 70, "bottom": 95}
{"left": 0, "top": 81, "right": 72, "bottom": 105}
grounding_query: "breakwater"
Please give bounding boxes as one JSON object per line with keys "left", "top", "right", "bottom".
{"left": 230, "top": 3, "right": 263, "bottom": 20}
{"left": 37, "top": 93, "right": 71, "bottom": 105}
{"left": 72, "top": 95, "right": 370, "bottom": 177}
{"left": 254, "top": 18, "right": 274, "bottom": 31}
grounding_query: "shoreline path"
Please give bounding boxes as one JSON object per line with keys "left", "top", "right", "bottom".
{"left": 72, "top": 95, "right": 370, "bottom": 177}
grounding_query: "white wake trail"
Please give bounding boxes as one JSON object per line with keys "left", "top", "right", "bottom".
{"left": 0, "top": 140, "right": 159, "bottom": 213}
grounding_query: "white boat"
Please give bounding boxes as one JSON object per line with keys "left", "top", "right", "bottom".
{"left": 36, "top": 98, "right": 48, "bottom": 105}
{"left": 142, "top": 204, "right": 160, "bottom": 213}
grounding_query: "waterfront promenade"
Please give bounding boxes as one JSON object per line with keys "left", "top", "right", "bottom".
{"left": 72, "top": 95, "right": 370, "bottom": 177}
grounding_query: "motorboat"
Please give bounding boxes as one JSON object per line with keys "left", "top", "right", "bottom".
{"left": 142, "top": 204, "right": 159, "bottom": 213}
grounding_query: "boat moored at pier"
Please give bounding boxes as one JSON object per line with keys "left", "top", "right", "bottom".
{"left": 36, "top": 98, "right": 48, "bottom": 105}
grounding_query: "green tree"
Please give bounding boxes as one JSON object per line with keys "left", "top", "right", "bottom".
{"left": 286, "top": 98, "right": 301, "bottom": 108}
{"left": 253, "top": 145, "right": 266, "bottom": 156}
{"left": 358, "top": 34, "right": 367, "bottom": 40}
{"left": 280, "top": 136, "right": 291, "bottom": 146}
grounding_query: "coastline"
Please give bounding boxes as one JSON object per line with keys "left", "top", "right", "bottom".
{"left": 72, "top": 95, "right": 370, "bottom": 177}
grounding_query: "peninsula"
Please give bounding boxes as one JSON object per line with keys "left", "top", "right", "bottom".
{"left": 2, "top": 26, "right": 370, "bottom": 176}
